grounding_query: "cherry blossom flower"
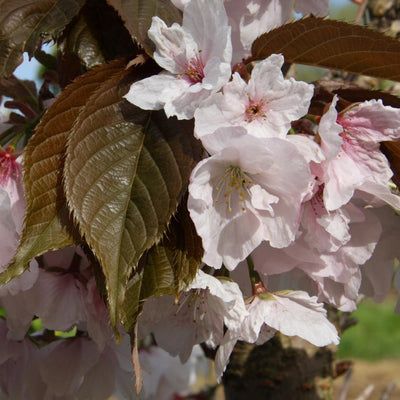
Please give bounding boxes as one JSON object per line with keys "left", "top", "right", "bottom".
{"left": 139, "top": 269, "right": 247, "bottom": 362}
{"left": 125, "top": 0, "right": 232, "bottom": 119}
{"left": 315, "top": 98, "right": 400, "bottom": 211}
{"left": 140, "top": 345, "right": 208, "bottom": 400}
{"left": 188, "top": 127, "right": 314, "bottom": 269}
{"left": 194, "top": 54, "right": 313, "bottom": 139}
{"left": 225, "top": 0, "right": 329, "bottom": 62}
{"left": 214, "top": 288, "right": 338, "bottom": 379}
{"left": 0, "top": 320, "right": 46, "bottom": 399}
{"left": 252, "top": 203, "right": 382, "bottom": 311}
{"left": 0, "top": 148, "right": 24, "bottom": 270}
{"left": 39, "top": 334, "right": 135, "bottom": 399}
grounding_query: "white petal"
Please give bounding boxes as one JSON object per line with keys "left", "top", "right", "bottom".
{"left": 256, "top": 291, "right": 339, "bottom": 346}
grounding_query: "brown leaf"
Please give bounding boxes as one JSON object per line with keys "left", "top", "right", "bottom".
{"left": 106, "top": 0, "right": 182, "bottom": 55}
{"left": 251, "top": 17, "right": 400, "bottom": 81}
{"left": 381, "top": 141, "right": 400, "bottom": 188}
{"left": 0, "top": 60, "right": 127, "bottom": 286}
{"left": 63, "top": 59, "right": 201, "bottom": 331}
{"left": 311, "top": 80, "right": 400, "bottom": 114}
{"left": 0, "top": 0, "right": 85, "bottom": 77}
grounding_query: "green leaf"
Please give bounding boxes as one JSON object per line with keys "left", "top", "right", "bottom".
{"left": 64, "top": 64, "right": 201, "bottom": 330}
{"left": 106, "top": 0, "right": 182, "bottom": 55}
{"left": 251, "top": 17, "right": 400, "bottom": 81}
{"left": 0, "top": 0, "right": 85, "bottom": 77}
{"left": 0, "top": 60, "right": 128, "bottom": 286}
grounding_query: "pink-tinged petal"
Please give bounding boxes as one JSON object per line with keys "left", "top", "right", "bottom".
{"left": 0, "top": 328, "right": 46, "bottom": 399}
{"left": 287, "top": 134, "right": 325, "bottom": 165}
{"left": 253, "top": 202, "right": 380, "bottom": 311}
{"left": 139, "top": 271, "right": 247, "bottom": 361}
{"left": 195, "top": 55, "right": 313, "bottom": 139}
{"left": 170, "top": 0, "right": 189, "bottom": 10}
{"left": 189, "top": 131, "right": 313, "bottom": 269}
{"left": 361, "top": 206, "right": 400, "bottom": 302}
{"left": 194, "top": 89, "right": 247, "bottom": 138}
{"left": 183, "top": 0, "right": 231, "bottom": 63}
{"left": 165, "top": 83, "right": 213, "bottom": 119}
{"left": 255, "top": 291, "right": 339, "bottom": 346}
{"left": 339, "top": 99, "right": 400, "bottom": 143}
{"left": 77, "top": 343, "right": 120, "bottom": 400}
{"left": 0, "top": 260, "right": 39, "bottom": 297}
{"left": 25, "top": 269, "right": 85, "bottom": 331}
{"left": 249, "top": 184, "right": 279, "bottom": 213}
{"left": 248, "top": 55, "right": 314, "bottom": 136}
{"left": 148, "top": 17, "right": 189, "bottom": 74}
{"left": 83, "top": 277, "right": 113, "bottom": 350}
{"left": 238, "top": 0, "right": 292, "bottom": 53}
{"left": 214, "top": 330, "right": 239, "bottom": 381}
{"left": 319, "top": 97, "right": 400, "bottom": 211}
{"left": 318, "top": 96, "right": 343, "bottom": 161}
{"left": 216, "top": 211, "right": 263, "bottom": 269}
{"left": 39, "top": 338, "right": 100, "bottom": 396}
{"left": 124, "top": 73, "right": 189, "bottom": 113}
{"left": 126, "top": 0, "right": 231, "bottom": 120}
{"left": 199, "top": 126, "right": 248, "bottom": 155}
{"left": 202, "top": 56, "right": 232, "bottom": 90}
{"left": 0, "top": 293, "right": 34, "bottom": 340}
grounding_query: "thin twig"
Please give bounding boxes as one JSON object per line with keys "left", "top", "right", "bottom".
{"left": 356, "top": 384, "right": 374, "bottom": 400}
{"left": 355, "top": 0, "right": 368, "bottom": 25}
{"left": 339, "top": 367, "right": 353, "bottom": 400}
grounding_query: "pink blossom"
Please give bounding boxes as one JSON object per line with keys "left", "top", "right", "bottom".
{"left": 215, "top": 288, "right": 338, "bottom": 379}
{"left": 0, "top": 150, "right": 25, "bottom": 270}
{"left": 188, "top": 127, "right": 314, "bottom": 269}
{"left": 315, "top": 98, "right": 400, "bottom": 211}
{"left": 39, "top": 334, "right": 135, "bottom": 399}
{"left": 194, "top": 54, "right": 313, "bottom": 139}
{"left": 140, "top": 345, "right": 208, "bottom": 400}
{"left": 252, "top": 203, "right": 382, "bottom": 311}
{"left": 0, "top": 320, "right": 46, "bottom": 399}
{"left": 139, "top": 270, "right": 247, "bottom": 362}
{"left": 125, "top": 0, "right": 232, "bottom": 119}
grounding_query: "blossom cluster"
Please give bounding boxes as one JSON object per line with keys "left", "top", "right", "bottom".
{"left": 126, "top": 0, "right": 400, "bottom": 381}
{"left": 2, "top": 0, "right": 400, "bottom": 399}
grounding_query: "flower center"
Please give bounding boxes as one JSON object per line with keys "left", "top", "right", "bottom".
{"left": 0, "top": 146, "right": 21, "bottom": 186}
{"left": 215, "top": 166, "right": 254, "bottom": 212}
{"left": 245, "top": 99, "right": 268, "bottom": 122}
{"left": 182, "top": 53, "right": 205, "bottom": 84}
{"left": 174, "top": 289, "right": 208, "bottom": 323}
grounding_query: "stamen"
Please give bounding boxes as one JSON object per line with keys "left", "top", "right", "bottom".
{"left": 0, "top": 146, "right": 21, "bottom": 186}
{"left": 182, "top": 53, "right": 205, "bottom": 84}
{"left": 245, "top": 98, "right": 268, "bottom": 122}
{"left": 215, "top": 166, "right": 254, "bottom": 212}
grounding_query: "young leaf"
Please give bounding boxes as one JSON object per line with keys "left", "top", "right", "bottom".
{"left": 106, "top": 0, "right": 182, "bottom": 55}
{"left": 251, "top": 17, "right": 400, "bottom": 81}
{"left": 64, "top": 63, "right": 201, "bottom": 330}
{"left": 59, "top": 15, "right": 105, "bottom": 69}
{"left": 0, "top": 60, "right": 128, "bottom": 286}
{"left": 0, "top": 0, "right": 86, "bottom": 77}
{"left": 0, "top": 76, "right": 38, "bottom": 112}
